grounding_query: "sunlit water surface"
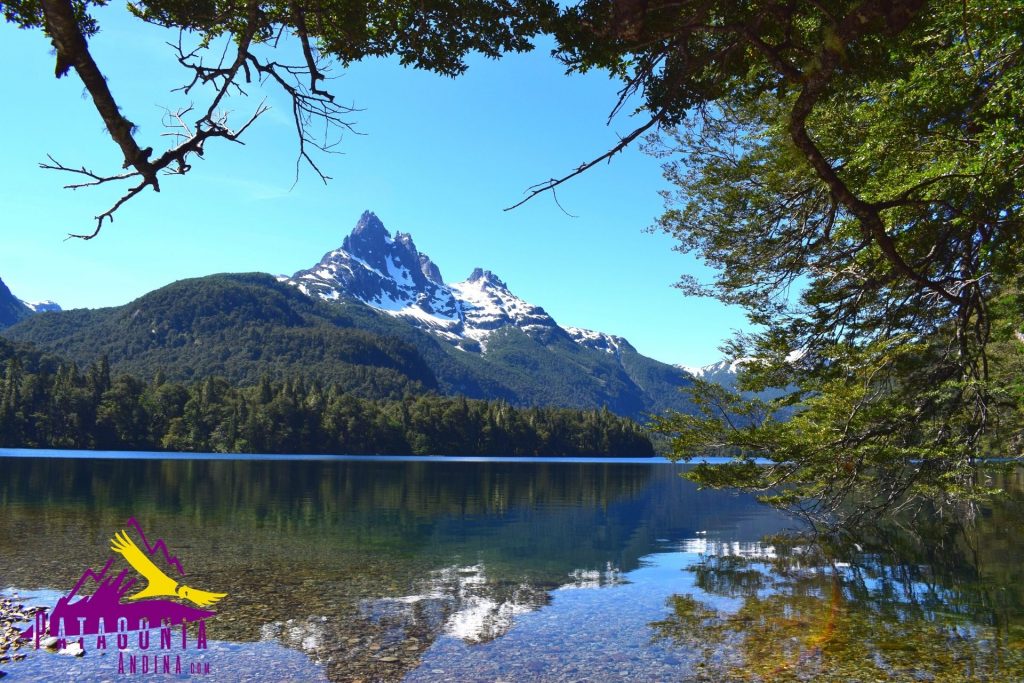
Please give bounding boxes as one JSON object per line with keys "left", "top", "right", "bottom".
{"left": 1, "top": 450, "right": 1022, "bottom": 682}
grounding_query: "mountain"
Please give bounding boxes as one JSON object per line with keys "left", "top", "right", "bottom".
{"left": 1, "top": 273, "right": 437, "bottom": 398}
{"left": 280, "top": 211, "right": 698, "bottom": 417}
{"left": 0, "top": 276, "right": 61, "bottom": 330}
{"left": 283, "top": 211, "right": 568, "bottom": 350}
{"left": 22, "top": 300, "right": 61, "bottom": 313}
{"left": 287, "top": 212, "right": 462, "bottom": 332}
{"left": 4, "top": 213, "right": 699, "bottom": 420}
{"left": 680, "top": 358, "right": 796, "bottom": 415}
{"left": 449, "top": 268, "right": 562, "bottom": 350}
{"left": 283, "top": 211, "right": 669, "bottom": 356}
{"left": 0, "top": 277, "right": 32, "bottom": 329}
{"left": 679, "top": 359, "right": 750, "bottom": 389}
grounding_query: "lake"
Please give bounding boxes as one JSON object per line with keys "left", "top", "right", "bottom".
{"left": 1, "top": 451, "right": 1023, "bottom": 681}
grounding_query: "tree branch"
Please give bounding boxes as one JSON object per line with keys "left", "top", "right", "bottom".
{"left": 40, "top": 0, "right": 155, "bottom": 180}
{"left": 504, "top": 113, "right": 663, "bottom": 211}
{"left": 785, "top": 0, "right": 961, "bottom": 306}
{"left": 39, "top": 0, "right": 357, "bottom": 238}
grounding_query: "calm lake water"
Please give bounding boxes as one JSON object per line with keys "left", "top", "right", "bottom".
{"left": 1, "top": 450, "right": 1023, "bottom": 682}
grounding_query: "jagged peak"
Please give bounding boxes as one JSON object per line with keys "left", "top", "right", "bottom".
{"left": 286, "top": 213, "right": 647, "bottom": 358}
{"left": 394, "top": 231, "right": 416, "bottom": 248}
{"left": 342, "top": 211, "right": 390, "bottom": 254}
{"left": 419, "top": 253, "right": 444, "bottom": 284}
{"left": 355, "top": 210, "right": 385, "bottom": 233}
{"left": 466, "top": 268, "right": 508, "bottom": 289}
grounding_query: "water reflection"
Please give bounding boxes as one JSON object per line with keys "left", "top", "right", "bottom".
{"left": 4, "top": 455, "right": 1021, "bottom": 681}
{"left": 0, "top": 454, "right": 787, "bottom": 681}
{"left": 652, "top": 470, "right": 1024, "bottom": 681}
{"left": 361, "top": 564, "right": 548, "bottom": 645}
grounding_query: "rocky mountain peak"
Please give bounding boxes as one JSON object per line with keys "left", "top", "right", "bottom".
{"left": 466, "top": 268, "right": 508, "bottom": 289}
{"left": 284, "top": 212, "right": 636, "bottom": 357}
{"left": 286, "top": 212, "right": 461, "bottom": 327}
{"left": 341, "top": 211, "right": 391, "bottom": 270}
{"left": 353, "top": 210, "right": 387, "bottom": 237}
{"left": 419, "top": 254, "right": 444, "bottom": 284}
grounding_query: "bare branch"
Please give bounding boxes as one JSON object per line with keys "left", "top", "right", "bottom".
{"left": 290, "top": 0, "right": 331, "bottom": 99}
{"left": 70, "top": 179, "right": 151, "bottom": 240}
{"left": 40, "top": 0, "right": 156, "bottom": 180}
{"left": 244, "top": 53, "right": 359, "bottom": 185}
{"left": 40, "top": 154, "right": 140, "bottom": 189}
{"left": 505, "top": 113, "right": 663, "bottom": 211}
{"left": 41, "top": 0, "right": 359, "bottom": 237}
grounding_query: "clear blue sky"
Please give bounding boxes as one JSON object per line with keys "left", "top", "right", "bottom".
{"left": 0, "top": 5, "right": 748, "bottom": 367}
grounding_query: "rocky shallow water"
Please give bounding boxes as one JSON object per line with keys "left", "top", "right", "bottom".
{"left": 0, "top": 595, "right": 35, "bottom": 675}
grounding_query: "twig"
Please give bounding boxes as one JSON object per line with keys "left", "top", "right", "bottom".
{"left": 505, "top": 113, "right": 664, "bottom": 211}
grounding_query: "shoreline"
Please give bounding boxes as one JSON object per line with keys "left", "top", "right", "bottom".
{"left": 0, "top": 448, "right": 671, "bottom": 464}
{"left": 0, "top": 595, "right": 36, "bottom": 676}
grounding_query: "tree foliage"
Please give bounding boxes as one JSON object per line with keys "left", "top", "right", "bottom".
{"left": 538, "top": 0, "right": 1024, "bottom": 523}
{"left": 7, "top": 0, "right": 1023, "bottom": 519}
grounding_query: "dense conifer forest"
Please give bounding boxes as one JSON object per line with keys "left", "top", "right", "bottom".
{"left": 0, "top": 338, "right": 654, "bottom": 457}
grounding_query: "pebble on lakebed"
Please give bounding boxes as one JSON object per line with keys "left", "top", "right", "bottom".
{"left": 1, "top": 595, "right": 42, "bottom": 672}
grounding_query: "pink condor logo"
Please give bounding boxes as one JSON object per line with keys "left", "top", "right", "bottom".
{"left": 21, "top": 518, "right": 227, "bottom": 675}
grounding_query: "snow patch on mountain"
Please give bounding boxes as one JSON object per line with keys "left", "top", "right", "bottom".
{"left": 682, "top": 349, "right": 807, "bottom": 382}
{"left": 449, "top": 269, "right": 559, "bottom": 342}
{"left": 21, "top": 300, "right": 61, "bottom": 313}
{"left": 564, "top": 327, "right": 633, "bottom": 357}
{"left": 285, "top": 212, "right": 688, "bottom": 366}
{"left": 680, "top": 358, "right": 753, "bottom": 381}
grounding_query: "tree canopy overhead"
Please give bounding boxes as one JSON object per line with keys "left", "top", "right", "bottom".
{"left": 544, "top": 0, "right": 1023, "bottom": 524}
{"left": 1, "top": 0, "right": 555, "bottom": 237}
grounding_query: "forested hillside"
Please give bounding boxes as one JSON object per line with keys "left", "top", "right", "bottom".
{"left": 1, "top": 273, "right": 436, "bottom": 397}
{"left": 3, "top": 273, "right": 696, "bottom": 420}
{"left": 0, "top": 336, "right": 654, "bottom": 456}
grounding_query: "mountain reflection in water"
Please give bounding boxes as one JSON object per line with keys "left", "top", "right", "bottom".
{"left": 1, "top": 453, "right": 1022, "bottom": 682}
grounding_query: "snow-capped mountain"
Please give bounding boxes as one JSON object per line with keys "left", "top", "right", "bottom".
{"left": 679, "top": 358, "right": 751, "bottom": 387}
{"left": 21, "top": 300, "right": 62, "bottom": 313}
{"left": 450, "top": 268, "right": 559, "bottom": 343}
{"left": 680, "top": 358, "right": 798, "bottom": 413}
{"left": 681, "top": 348, "right": 808, "bottom": 389}
{"left": 4, "top": 213, "right": 701, "bottom": 419}
{"left": 0, "top": 276, "right": 60, "bottom": 329}
{"left": 285, "top": 211, "right": 461, "bottom": 328}
{"left": 283, "top": 211, "right": 612, "bottom": 353}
